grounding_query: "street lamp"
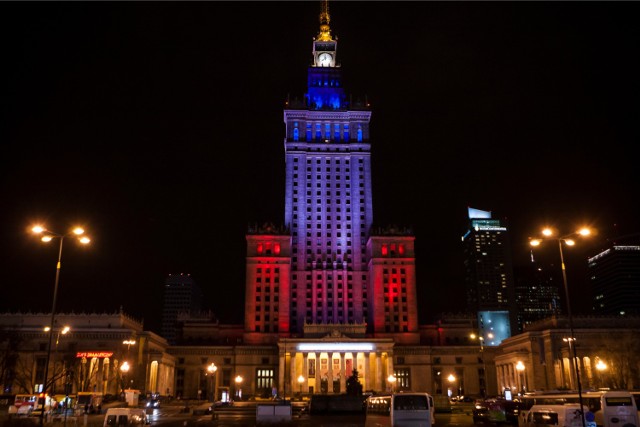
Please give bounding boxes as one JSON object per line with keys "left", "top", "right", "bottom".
{"left": 235, "top": 375, "right": 243, "bottom": 400}
{"left": 297, "top": 375, "right": 305, "bottom": 398}
{"left": 387, "top": 374, "right": 397, "bottom": 393}
{"left": 120, "top": 361, "right": 130, "bottom": 402}
{"left": 123, "top": 339, "right": 136, "bottom": 355}
{"left": 596, "top": 359, "right": 608, "bottom": 389}
{"left": 207, "top": 363, "right": 217, "bottom": 403}
{"left": 447, "top": 374, "right": 457, "bottom": 398}
{"left": 470, "top": 332, "right": 487, "bottom": 397}
{"left": 530, "top": 226, "right": 590, "bottom": 427}
{"left": 32, "top": 225, "right": 90, "bottom": 426}
{"left": 45, "top": 325, "right": 71, "bottom": 394}
{"left": 516, "top": 361, "right": 526, "bottom": 394}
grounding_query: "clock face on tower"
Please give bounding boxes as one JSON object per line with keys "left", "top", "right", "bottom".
{"left": 318, "top": 52, "right": 332, "bottom": 67}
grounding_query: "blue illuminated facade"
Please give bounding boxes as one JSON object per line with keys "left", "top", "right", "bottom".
{"left": 244, "top": 3, "right": 421, "bottom": 344}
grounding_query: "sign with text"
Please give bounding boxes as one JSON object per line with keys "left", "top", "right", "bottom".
{"left": 75, "top": 351, "right": 114, "bottom": 358}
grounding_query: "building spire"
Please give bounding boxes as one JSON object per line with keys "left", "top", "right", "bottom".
{"left": 317, "top": 0, "right": 332, "bottom": 42}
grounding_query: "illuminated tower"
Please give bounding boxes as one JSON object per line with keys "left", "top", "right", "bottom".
{"left": 244, "top": 2, "right": 420, "bottom": 345}
{"left": 462, "top": 207, "right": 516, "bottom": 345}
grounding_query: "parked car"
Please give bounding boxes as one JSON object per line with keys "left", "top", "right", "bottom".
{"left": 473, "top": 397, "right": 522, "bottom": 425}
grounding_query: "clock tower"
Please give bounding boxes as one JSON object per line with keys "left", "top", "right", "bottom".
{"left": 306, "top": 1, "right": 346, "bottom": 110}
{"left": 312, "top": 0, "right": 336, "bottom": 67}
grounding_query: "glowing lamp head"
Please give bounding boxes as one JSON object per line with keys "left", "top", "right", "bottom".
{"left": 578, "top": 228, "right": 591, "bottom": 236}
{"left": 530, "top": 239, "right": 541, "bottom": 247}
{"left": 32, "top": 226, "right": 45, "bottom": 234}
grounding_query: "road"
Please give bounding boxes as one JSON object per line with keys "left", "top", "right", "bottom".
{"left": 73, "top": 404, "right": 475, "bottom": 427}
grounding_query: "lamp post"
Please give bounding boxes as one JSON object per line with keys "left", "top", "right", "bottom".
{"left": 387, "top": 374, "right": 397, "bottom": 393}
{"left": 470, "top": 332, "right": 487, "bottom": 397}
{"left": 123, "top": 339, "right": 136, "bottom": 356}
{"left": 45, "top": 325, "right": 70, "bottom": 394}
{"left": 297, "top": 375, "right": 304, "bottom": 398}
{"left": 207, "top": 363, "right": 217, "bottom": 403}
{"left": 515, "top": 361, "right": 526, "bottom": 395}
{"left": 235, "top": 375, "right": 243, "bottom": 401}
{"left": 447, "top": 374, "right": 457, "bottom": 398}
{"left": 32, "top": 225, "right": 90, "bottom": 426}
{"left": 120, "top": 361, "right": 130, "bottom": 403}
{"left": 530, "top": 226, "right": 590, "bottom": 427}
{"left": 595, "top": 359, "right": 608, "bottom": 389}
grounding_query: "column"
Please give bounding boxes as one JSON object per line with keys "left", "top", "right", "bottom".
{"left": 376, "top": 352, "right": 383, "bottom": 391}
{"left": 279, "top": 353, "right": 285, "bottom": 397}
{"left": 340, "top": 354, "right": 346, "bottom": 392}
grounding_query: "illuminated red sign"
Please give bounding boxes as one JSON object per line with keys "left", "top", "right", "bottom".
{"left": 76, "top": 351, "right": 114, "bottom": 358}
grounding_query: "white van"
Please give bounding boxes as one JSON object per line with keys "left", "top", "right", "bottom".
{"left": 103, "top": 408, "right": 148, "bottom": 426}
{"left": 523, "top": 404, "right": 589, "bottom": 427}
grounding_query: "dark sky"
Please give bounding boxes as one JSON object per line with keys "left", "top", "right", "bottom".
{"left": 1, "top": 2, "right": 639, "bottom": 335}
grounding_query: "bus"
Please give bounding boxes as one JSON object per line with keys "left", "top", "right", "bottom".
{"left": 365, "top": 392, "right": 434, "bottom": 427}
{"left": 517, "top": 390, "right": 639, "bottom": 427}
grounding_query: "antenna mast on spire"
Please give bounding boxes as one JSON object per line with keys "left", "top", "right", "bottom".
{"left": 317, "top": 0, "right": 332, "bottom": 42}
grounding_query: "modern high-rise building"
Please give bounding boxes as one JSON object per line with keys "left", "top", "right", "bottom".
{"left": 462, "top": 207, "right": 516, "bottom": 345}
{"left": 513, "top": 261, "right": 562, "bottom": 333}
{"left": 161, "top": 273, "right": 203, "bottom": 344}
{"left": 589, "top": 241, "right": 640, "bottom": 316}
{"left": 242, "top": 2, "right": 420, "bottom": 349}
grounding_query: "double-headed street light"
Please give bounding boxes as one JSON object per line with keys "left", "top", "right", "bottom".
{"left": 470, "top": 332, "right": 490, "bottom": 397}
{"left": 32, "top": 225, "right": 90, "bottom": 426}
{"left": 530, "top": 226, "right": 591, "bottom": 427}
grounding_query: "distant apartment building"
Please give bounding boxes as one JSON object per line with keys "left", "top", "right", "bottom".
{"left": 514, "top": 261, "right": 562, "bottom": 333}
{"left": 589, "top": 240, "right": 640, "bottom": 316}
{"left": 161, "top": 273, "right": 203, "bottom": 344}
{"left": 462, "top": 207, "right": 517, "bottom": 345}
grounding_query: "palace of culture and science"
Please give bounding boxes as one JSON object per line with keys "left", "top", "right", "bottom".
{"left": 1, "top": 3, "right": 639, "bottom": 403}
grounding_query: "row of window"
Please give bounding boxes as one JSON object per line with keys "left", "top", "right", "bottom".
{"left": 291, "top": 125, "right": 364, "bottom": 143}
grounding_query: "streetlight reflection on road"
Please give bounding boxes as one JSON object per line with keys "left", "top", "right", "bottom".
{"left": 32, "top": 225, "right": 90, "bottom": 426}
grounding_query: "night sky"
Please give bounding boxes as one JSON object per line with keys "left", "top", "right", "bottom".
{"left": 2, "top": 2, "right": 639, "bottom": 335}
